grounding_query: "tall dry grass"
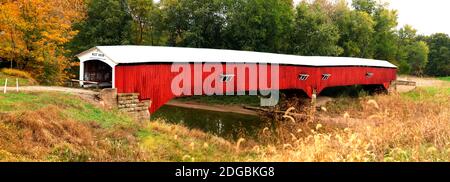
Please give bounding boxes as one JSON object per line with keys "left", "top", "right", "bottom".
{"left": 0, "top": 106, "right": 148, "bottom": 161}
{"left": 1, "top": 88, "right": 447, "bottom": 162}
{"left": 247, "top": 89, "right": 450, "bottom": 162}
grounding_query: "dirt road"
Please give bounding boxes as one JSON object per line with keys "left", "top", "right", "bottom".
{"left": 397, "top": 75, "right": 449, "bottom": 87}
{"left": 3, "top": 86, "right": 98, "bottom": 95}
{"left": 3, "top": 86, "right": 100, "bottom": 106}
{"left": 395, "top": 76, "right": 449, "bottom": 93}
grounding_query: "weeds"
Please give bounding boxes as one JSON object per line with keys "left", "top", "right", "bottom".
{"left": 1, "top": 87, "right": 448, "bottom": 162}
{"left": 249, "top": 87, "right": 449, "bottom": 162}
{"left": 0, "top": 106, "right": 147, "bottom": 161}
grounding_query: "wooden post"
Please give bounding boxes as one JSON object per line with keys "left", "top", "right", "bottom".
{"left": 3, "top": 78, "right": 7, "bottom": 94}
{"left": 311, "top": 88, "right": 317, "bottom": 105}
{"left": 16, "top": 78, "right": 19, "bottom": 92}
{"left": 309, "top": 88, "right": 317, "bottom": 123}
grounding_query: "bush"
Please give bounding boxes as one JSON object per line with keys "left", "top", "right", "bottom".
{"left": 1, "top": 68, "right": 32, "bottom": 79}
{"left": 0, "top": 68, "right": 37, "bottom": 84}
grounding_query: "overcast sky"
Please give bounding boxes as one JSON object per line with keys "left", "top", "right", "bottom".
{"left": 385, "top": 0, "right": 449, "bottom": 35}
{"left": 293, "top": 0, "right": 450, "bottom": 35}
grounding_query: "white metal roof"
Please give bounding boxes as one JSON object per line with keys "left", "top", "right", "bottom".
{"left": 76, "top": 46, "right": 397, "bottom": 68}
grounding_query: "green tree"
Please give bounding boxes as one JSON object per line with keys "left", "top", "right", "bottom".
{"left": 352, "top": 0, "right": 377, "bottom": 14}
{"left": 290, "top": 0, "right": 342, "bottom": 56}
{"left": 423, "top": 33, "right": 450, "bottom": 76}
{"left": 223, "top": 0, "right": 294, "bottom": 53}
{"left": 396, "top": 25, "right": 415, "bottom": 74}
{"left": 180, "top": 0, "right": 230, "bottom": 48}
{"left": 159, "top": 0, "right": 189, "bottom": 46}
{"left": 398, "top": 25, "right": 417, "bottom": 45}
{"left": 372, "top": 8, "right": 398, "bottom": 62}
{"left": 125, "top": 0, "right": 160, "bottom": 45}
{"left": 396, "top": 25, "right": 416, "bottom": 74}
{"left": 68, "top": 0, "right": 134, "bottom": 54}
{"left": 396, "top": 25, "right": 430, "bottom": 75}
{"left": 406, "top": 41, "right": 429, "bottom": 75}
{"left": 334, "top": 5, "right": 375, "bottom": 58}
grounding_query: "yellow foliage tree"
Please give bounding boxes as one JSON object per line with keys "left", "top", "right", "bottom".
{"left": 0, "top": 0, "right": 85, "bottom": 85}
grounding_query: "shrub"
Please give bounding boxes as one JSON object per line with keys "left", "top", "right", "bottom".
{"left": 0, "top": 68, "right": 37, "bottom": 84}
{"left": 1, "top": 68, "right": 32, "bottom": 79}
{"left": 253, "top": 88, "right": 450, "bottom": 162}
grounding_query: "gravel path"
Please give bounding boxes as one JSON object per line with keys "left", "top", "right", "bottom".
{"left": 397, "top": 75, "right": 449, "bottom": 87}
{"left": 3, "top": 86, "right": 98, "bottom": 95}
{"left": 396, "top": 76, "right": 449, "bottom": 93}
{"left": 3, "top": 86, "right": 100, "bottom": 106}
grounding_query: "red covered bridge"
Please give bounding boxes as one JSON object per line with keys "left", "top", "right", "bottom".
{"left": 77, "top": 46, "right": 397, "bottom": 113}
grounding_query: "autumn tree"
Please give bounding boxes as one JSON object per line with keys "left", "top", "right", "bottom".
{"left": 0, "top": 0, "right": 85, "bottom": 84}
{"left": 0, "top": 1, "right": 23, "bottom": 69}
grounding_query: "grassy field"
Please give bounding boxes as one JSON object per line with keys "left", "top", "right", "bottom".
{"left": 0, "top": 84, "right": 448, "bottom": 161}
{"left": 438, "top": 76, "right": 450, "bottom": 82}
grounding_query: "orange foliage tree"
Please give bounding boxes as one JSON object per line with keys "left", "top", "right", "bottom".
{"left": 0, "top": 0, "right": 86, "bottom": 85}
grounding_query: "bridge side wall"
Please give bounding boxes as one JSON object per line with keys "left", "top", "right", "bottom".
{"left": 115, "top": 63, "right": 397, "bottom": 113}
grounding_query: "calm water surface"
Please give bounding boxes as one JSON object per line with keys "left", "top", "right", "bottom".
{"left": 152, "top": 105, "right": 265, "bottom": 140}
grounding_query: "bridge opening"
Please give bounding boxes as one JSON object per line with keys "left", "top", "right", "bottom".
{"left": 320, "top": 85, "right": 387, "bottom": 98}
{"left": 83, "top": 60, "right": 113, "bottom": 88}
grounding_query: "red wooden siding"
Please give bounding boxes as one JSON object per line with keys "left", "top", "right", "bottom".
{"left": 115, "top": 63, "right": 397, "bottom": 113}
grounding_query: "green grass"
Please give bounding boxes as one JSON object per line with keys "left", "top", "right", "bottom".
{"left": 0, "top": 72, "right": 35, "bottom": 87}
{"left": 438, "top": 76, "right": 450, "bottom": 82}
{"left": 175, "top": 95, "right": 260, "bottom": 106}
{"left": 400, "top": 87, "right": 450, "bottom": 102}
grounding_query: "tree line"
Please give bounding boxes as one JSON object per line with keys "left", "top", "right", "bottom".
{"left": 0, "top": 0, "right": 85, "bottom": 84}
{"left": 0, "top": 0, "right": 448, "bottom": 85}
